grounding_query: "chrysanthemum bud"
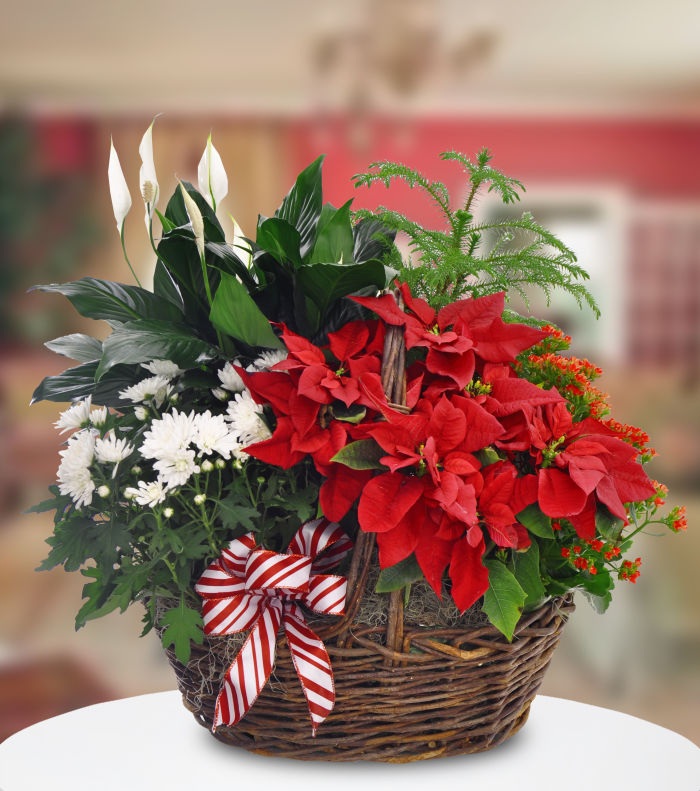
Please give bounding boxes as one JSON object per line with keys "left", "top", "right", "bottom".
{"left": 193, "top": 493, "right": 206, "bottom": 505}
{"left": 215, "top": 458, "right": 226, "bottom": 470}
{"left": 212, "top": 387, "right": 228, "bottom": 401}
{"left": 97, "top": 485, "right": 111, "bottom": 498}
{"left": 124, "top": 486, "right": 138, "bottom": 500}
{"left": 130, "top": 465, "right": 142, "bottom": 475}
{"left": 134, "top": 406, "right": 148, "bottom": 421}
{"left": 163, "top": 507, "right": 174, "bottom": 518}
{"left": 201, "top": 459, "right": 214, "bottom": 473}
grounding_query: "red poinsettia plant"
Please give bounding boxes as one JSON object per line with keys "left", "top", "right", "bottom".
{"left": 238, "top": 281, "right": 682, "bottom": 638}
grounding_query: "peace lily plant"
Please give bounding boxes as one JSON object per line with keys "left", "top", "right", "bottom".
{"left": 30, "top": 128, "right": 685, "bottom": 673}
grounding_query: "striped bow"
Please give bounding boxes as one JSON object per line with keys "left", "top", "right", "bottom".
{"left": 195, "top": 518, "right": 352, "bottom": 735}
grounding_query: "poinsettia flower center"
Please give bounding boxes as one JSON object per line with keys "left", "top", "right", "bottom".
{"left": 335, "top": 366, "right": 346, "bottom": 377}
{"left": 541, "top": 434, "right": 567, "bottom": 468}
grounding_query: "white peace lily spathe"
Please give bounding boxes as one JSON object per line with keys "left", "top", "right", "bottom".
{"left": 198, "top": 134, "right": 228, "bottom": 211}
{"left": 138, "top": 119, "right": 160, "bottom": 225}
{"left": 180, "top": 183, "right": 206, "bottom": 259}
{"left": 108, "top": 139, "right": 132, "bottom": 233}
{"left": 231, "top": 216, "right": 252, "bottom": 269}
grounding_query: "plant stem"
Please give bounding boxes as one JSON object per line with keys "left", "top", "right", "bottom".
{"left": 120, "top": 223, "right": 142, "bottom": 287}
{"left": 199, "top": 249, "right": 225, "bottom": 349}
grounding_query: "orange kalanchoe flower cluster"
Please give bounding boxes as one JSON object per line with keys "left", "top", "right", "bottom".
{"left": 620, "top": 557, "right": 642, "bottom": 584}
{"left": 600, "top": 417, "right": 656, "bottom": 459}
{"left": 666, "top": 505, "right": 687, "bottom": 533}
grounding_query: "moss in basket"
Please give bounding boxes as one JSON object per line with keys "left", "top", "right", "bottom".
{"left": 29, "top": 136, "right": 685, "bottom": 664}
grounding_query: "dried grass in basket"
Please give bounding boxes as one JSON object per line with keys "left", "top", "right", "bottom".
{"left": 160, "top": 289, "right": 575, "bottom": 761}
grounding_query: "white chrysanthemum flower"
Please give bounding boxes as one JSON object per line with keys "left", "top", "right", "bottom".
{"left": 54, "top": 396, "right": 92, "bottom": 434}
{"left": 217, "top": 361, "right": 245, "bottom": 392}
{"left": 132, "top": 479, "right": 168, "bottom": 508}
{"left": 140, "top": 359, "right": 184, "bottom": 378}
{"left": 124, "top": 486, "right": 139, "bottom": 501}
{"left": 194, "top": 411, "right": 241, "bottom": 459}
{"left": 57, "top": 430, "right": 95, "bottom": 508}
{"left": 134, "top": 405, "right": 148, "bottom": 421}
{"left": 119, "top": 375, "right": 173, "bottom": 407}
{"left": 232, "top": 444, "right": 250, "bottom": 463}
{"left": 153, "top": 448, "right": 200, "bottom": 489}
{"left": 95, "top": 432, "right": 135, "bottom": 477}
{"left": 89, "top": 406, "right": 108, "bottom": 427}
{"left": 140, "top": 409, "right": 198, "bottom": 462}
{"left": 226, "top": 391, "right": 271, "bottom": 445}
{"left": 251, "top": 349, "right": 288, "bottom": 370}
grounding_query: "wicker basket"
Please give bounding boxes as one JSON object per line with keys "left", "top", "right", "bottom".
{"left": 162, "top": 291, "right": 575, "bottom": 761}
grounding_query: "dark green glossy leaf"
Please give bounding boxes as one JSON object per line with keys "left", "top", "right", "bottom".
{"left": 152, "top": 260, "right": 185, "bottom": 313}
{"left": 163, "top": 181, "right": 226, "bottom": 244}
{"left": 205, "top": 241, "right": 257, "bottom": 290}
{"left": 482, "top": 559, "right": 526, "bottom": 641}
{"left": 309, "top": 200, "right": 354, "bottom": 265}
{"left": 44, "top": 333, "right": 103, "bottom": 362}
{"left": 275, "top": 155, "right": 324, "bottom": 258}
{"left": 376, "top": 554, "right": 423, "bottom": 593}
{"left": 256, "top": 218, "right": 302, "bottom": 269}
{"left": 31, "top": 361, "right": 145, "bottom": 406}
{"left": 517, "top": 503, "right": 555, "bottom": 539}
{"left": 353, "top": 216, "right": 397, "bottom": 263}
{"left": 95, "top": 320, "right": 217, "bottom": 380}
{"left": 297, "top": 259, "right": 387, "bottom": 318}
{"left": 210, "top": 272, "right": 283, "bottom": 349}
{"left": 32, "top": 277, "right": 183, "bottom": 324}
{"left": 331, "top": 439, "right": 386, "bottom": 470}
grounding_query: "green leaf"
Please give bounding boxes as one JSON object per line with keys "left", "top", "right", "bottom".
{"left": 275, "top": 155, "right": 324, "bottom": 258}
{"left": 376, "top": 554, "right": 424, "bottom": 593}
{"left": 205, "top": 241, "right": 257, "bottom": 290}
{"left": 352, "top": 217, "right": 396, "bottom": 263}
{"left": 581, "top": 588, "right": 612, "bottom": 614}
{"left": 45, "top": 333, "right": 103, "bottom": 363}
{"left": 332, "top": 404, "right": 367, "bottom": 424}
{"left": 163, "top": 181, "right": 226, "bottom": 244}
{"left": 482, "top": 559, "right": 526, "bottom": 641}
{"left": 331, "top": 439, "right": 386, "bottom": 470}
{"left": 32, "top": 277, "right": 183, "bottom": 324}
{"left": 309, "top": 201, "right": 355, "bottom": 265}
{"left": 256, "top": 218, "right": 303, "bottom": 269}
{"left": 517, "top": 504, "right": 555, "bottom": 539}
{"left": 159, "top": 598, "right": 204, "bottom": 665}
{"left": 512, "top": 543, "right": 546, "bottom": 610}
{"left": 31, "top": 361, "right": 144, "bottom": 406}
{"left": 595, "top": 507, "right": 624, "bottom": 542}
{"left": 95, "top": 320, "right": 218, "bottom": 380}
{"left": 154, "top": 208, "right": 177, "bottom": 233}
{"left": 476, "top": 447, "right": 501, "bottom": 467}
{"left": 297, "top": 259, "right": 387, "bottom": 318}
{"left": 152, "top": 260, "right": 185, "bottom": 313}
{"left": 37, "top": 515, "right": 98, "bottom": 573}
{"left": 219, "top": 495, "right": 260, "bottom": 533}
{"left": 210, "top": 271, "right": 283, "bottom": 349}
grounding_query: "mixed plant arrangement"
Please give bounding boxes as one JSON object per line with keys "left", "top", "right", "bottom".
{"left": 30, "top": 127, "right": 685, "bottom": 691}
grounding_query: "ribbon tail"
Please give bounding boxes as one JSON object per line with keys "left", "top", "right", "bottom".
{"left": 283, "top": 604, "right": 336, "bottom": 737}
{"left": 213, "top": 599, "right": 282, "bottom": 732}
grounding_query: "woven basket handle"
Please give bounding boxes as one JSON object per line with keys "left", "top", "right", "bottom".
{"left": 328, "top": 289, "right": 407, "bottom": 659}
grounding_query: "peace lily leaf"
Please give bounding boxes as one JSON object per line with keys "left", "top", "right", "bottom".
{"left": 517, "top": 503, "right": 555, "bottom": 539}
{"left": 33, "top": 277, "right": 183, "bottom": 324}
{"left": 331, "top": 439, "right": 386, "bottom": 470}
{"left": 206, "top": 241, "right": 257, "bottom": 290}
{"left": 275, "top": 155, "right": 324, "bottom": 258}
{"left": 159, "top": 599, "right": 204, "bottom": 665}
{"left": 95, "top": 320, "right": 218, "bottom": 380}
{"left": 376, "top": 554, "right": 424, "bottom": 593}
{"left": 163, "top": 181, "right": 226, "bottom": 244}
{"left": 482, "top": 559, "right": 526, "bottom": 641}
{"left": 512, "top": 543, "right": 547, "bottom": 610}
{"left": 44, "top": 334, "right": 103, "bottom": 363}
{"left": 152, "top": 260, "right": 186, "bottom": 313}
{"left": 210, "top": 272, "right": 283, "bottom": 349}
{"left": 31, "top": 361, "right": 142, "bottom": 406}
{"left": 297, "top": 259, "right": 387, "bottom": 318}
{"left": 256, "top": 218, "right": 303, "bottom": 269}
{"left": 309, "top": 200, "right": 355, "bottom": 265}
{"left": 353, "top": 216, "right": 397, "bottom": 263}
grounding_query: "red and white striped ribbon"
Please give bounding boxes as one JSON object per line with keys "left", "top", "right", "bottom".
{"left": 194, "top": 517, "right": 352, "bottom": 735}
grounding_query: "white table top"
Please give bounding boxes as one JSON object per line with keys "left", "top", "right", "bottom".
{"left": 1, "top": 692, "right": 698, "bottom": 791}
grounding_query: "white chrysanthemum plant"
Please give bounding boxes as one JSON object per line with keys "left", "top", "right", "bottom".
{"left": 30, "top": 137, "right": 400, "bottom": 663}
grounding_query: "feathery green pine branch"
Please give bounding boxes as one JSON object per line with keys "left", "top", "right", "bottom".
{"left": 352, "top": 150, "right": 599, "bottom": 316}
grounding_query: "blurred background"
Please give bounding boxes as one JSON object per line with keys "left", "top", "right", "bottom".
{"left": 1, "top": 0, "right": 699, "bottom": 744}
